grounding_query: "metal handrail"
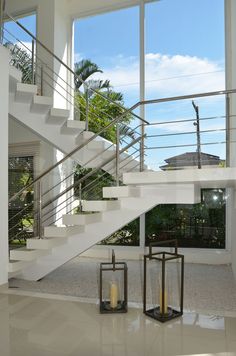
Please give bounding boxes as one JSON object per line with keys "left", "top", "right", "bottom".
{"left": 41, "top": 135, "right": 143, "bottom": 211}
{"left": 4, "top": 12, "right": 148, "bottom": 125}
{"left": 9, "top": 110, "right": 138, "bottom": 202}
{"left": 3, "top": 31, "right": 121, "bottom": 123}
{"left": 9, "top": 86, "right": 236, "bottom": 203}
{"left": 140, "top": 89, "right": 236, "bottom": 106}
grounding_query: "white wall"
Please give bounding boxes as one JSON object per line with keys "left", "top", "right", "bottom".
{"left": 9, "top": 118, "right": 56, "bottom": 173}
{"left": 6, "top": 0, "right": 154, "bottom": 19}
{"left": 0, "top": 46, "right": 9, "bottom": 286}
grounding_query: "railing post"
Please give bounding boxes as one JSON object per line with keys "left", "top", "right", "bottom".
{"left": 31, "top": 39, "right": 35, "bottom": 85}
{"left": 140, "top": 119, "right": 145, "bottom": 172}
{"left": 140, "top": 131, "right": 145, "bottom": 172}
{"left": 85, "top": 91, "right": 89, "bottom": 131}
{"left": 116, "top": 123, "right": 120, "bottom": 186}
{"left": 79, "top": 182, "right": 83, "bottom": 212}
{"left": 226, "top": 93, "right": 230, "bottom": 167}
{"left": 37, "top": 180, "right": 43, "bottom": 239}
{"left": 40, "top": 64, "right": 44, "bottom": 96}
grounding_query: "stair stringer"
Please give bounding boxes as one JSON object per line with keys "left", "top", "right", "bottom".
{"left": 15, "top": 183, "right": 200, "bottom": 281}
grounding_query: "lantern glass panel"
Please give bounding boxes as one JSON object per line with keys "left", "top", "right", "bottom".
{"left": 144, "top": 250, "right": 184, "bottom": 322}
{"left": 100, "top": 257, "right": 127, "bottom": 314}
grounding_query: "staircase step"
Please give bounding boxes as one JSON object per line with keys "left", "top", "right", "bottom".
{"left": 44, "top": 225, "right": 84, "bottom": 237}
{"left": 75, "top": 131, "right": 102, "bottom": 149}
{"left": 62, "top": 212, "right": 102, "bottom": 226}
{"left": 46, "top": 108, "right": 70, "bottom": 125}
{"left": 61, "top": 120, "right": 86, "bottom": 135}
{"left": 31, "top": 95, "right": 53, "bottom": 114}
{"left": 103, "top": 186, "right": 140, "bottom": 198}
{"left": 8, "top": 260, "right": 29, "bottom": 273}
{"left": 10, "top": 248, "right": 48, "bottom": 261}
{"left": 15, "top": 83, "right": 38, "bottom": 103}
{"left": 81, "top": 131, "right": 95, "bottom": 140}
{"left": 82, "top": 200, "right": 120, "bottom": 212}
{"left": 27, "top": 237, "right": 67, "bottom": 250}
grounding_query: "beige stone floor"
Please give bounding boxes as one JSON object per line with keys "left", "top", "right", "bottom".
{"left": 1, "top": 292, "right": 236, "bottom": 356}
{"left": 9, "top": 257, "right": 236, "bottom": 315}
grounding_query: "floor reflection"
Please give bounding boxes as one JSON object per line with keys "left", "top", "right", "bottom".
{"left": 0, "top": 292, "right": 235, "bottom": 356}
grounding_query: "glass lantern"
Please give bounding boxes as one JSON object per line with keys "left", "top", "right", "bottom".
{"left": 143, "top": 239, "right": 184, "bottom": 322}
{"left": 99, "top": 250, "right": 128, "bottom": 313}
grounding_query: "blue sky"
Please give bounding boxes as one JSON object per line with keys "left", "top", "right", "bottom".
{"left": 4, "top": 0, "right": 226, "bottom": 170}
{"left": 74, "top": 0, "right": 225, "bottom": 169}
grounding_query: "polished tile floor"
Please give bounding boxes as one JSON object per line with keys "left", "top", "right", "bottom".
{"left": 0, "top": 292, "right": 236, "bottom": 356}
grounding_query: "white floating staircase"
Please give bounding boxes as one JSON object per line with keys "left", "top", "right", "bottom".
{"left": 9, "top": 182, "right": 200, "bottom": 280}
{"left": 8, "top": 63, "right": 236, "bottom": 281}
{"left": 9, "top": 66, "right": 143, "bottom": 175}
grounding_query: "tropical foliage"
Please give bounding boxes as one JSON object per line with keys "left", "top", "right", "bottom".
{"left": 74, "top": 59, "right": 133, "bottom": 142}
{"left": 4, "top": 42, "right": 33, "bottom": 83}
{"left": 145, "top": 189, "right": 226, "bottom": 248}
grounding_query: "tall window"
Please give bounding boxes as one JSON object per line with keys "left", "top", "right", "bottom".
{"left": 9, "top": 156, "right": 34, "bottom": 245}
{"left": 3, "top": 13, "right": 36, "bottom": 50}
{"left": 74, "top": 1, "right": 226, "bottom": 248}
{"left": 74, "top": 7, "right": 140, "bottom": 246}
{"left": 145, "top": 0, "right": 225, "bottom": 170}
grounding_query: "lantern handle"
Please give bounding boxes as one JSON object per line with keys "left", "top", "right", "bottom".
{"left": 149, "top": 239, "right": 178, "bottom": 256}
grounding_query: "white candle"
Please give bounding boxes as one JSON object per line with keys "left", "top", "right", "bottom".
{"left": 110, "top": 282, "right": 118, "bottom": 308}
{"left": 159, "top": 289, "right": 168, "bottom": 314}
{"left": 159, "top": 273, "right": 168, "bottom": 314}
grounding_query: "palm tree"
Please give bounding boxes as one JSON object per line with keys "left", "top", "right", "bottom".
{"left": 5, "top": 42, "right": 33, "bottom": 83}
{"left": 74, "top": 59, "right": 110, "bottom": 94}
{"left": 74, "top": 58, "right": 135, "bottom": 140}
{"left": 74, "top": 59, "right": 102, "bottom": 90}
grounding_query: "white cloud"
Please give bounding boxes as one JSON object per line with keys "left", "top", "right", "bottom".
{"left": 14, "top": 41, "right": 33, "bottom": 53}
{"left": 74, "top": 52, "right": 83, "bottom": 63}
{"left": 83, "top": 52, "right": 225, "bottom": 100}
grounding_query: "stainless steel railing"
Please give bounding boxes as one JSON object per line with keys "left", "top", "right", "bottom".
{"left": 9, "top": 85, "right": 236, "bottom": 242}
{"left": 2, "top": 12, "right": 147, "bottom": 126}
{"left": 4, "top": 10, "right": 236, "bottom": 244}
{"left": 8, "top": 113, "right": 144, "bottom": 240}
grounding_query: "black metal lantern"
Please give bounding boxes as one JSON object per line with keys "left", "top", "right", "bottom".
{"left": 99, "top": 250, "right": 128, "bottom": 313}
{"left": 143, "top": 239, "right": 184, "bottom": 322}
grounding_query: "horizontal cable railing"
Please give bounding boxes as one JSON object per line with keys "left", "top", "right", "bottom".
{"left": 8, "top": 108, "right": 144, "bottom": 241}
{"left": 3, "top": 12, "right": 148, "bottom": 128}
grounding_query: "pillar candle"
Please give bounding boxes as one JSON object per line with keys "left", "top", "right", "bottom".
{"left": 110, "top": 282, "right": 118, "bottom": 308}
{"left": 159, "top": 289, "right": 168, "bottom": 314}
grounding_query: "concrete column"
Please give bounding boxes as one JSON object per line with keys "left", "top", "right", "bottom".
{"left": 225, "top": 0, "right": 236, "bottom": 277}
{"left": 37, "top": 0, "right": 73, "bottom": 111}
{"left": 0, "top": 45, "right": 9, "bottom": 286}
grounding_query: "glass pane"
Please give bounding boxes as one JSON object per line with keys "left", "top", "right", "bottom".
{"left": 9, "top": 156, "right": 34, "bottom": 245}
{"left": 145, "top": 188, "right": 226, "bottom": 249}
{"left": 74, "top": 7, "right": 140, "bottom": 246}
{"left": 145, "top": 0, "right": 225, "bottom": 171}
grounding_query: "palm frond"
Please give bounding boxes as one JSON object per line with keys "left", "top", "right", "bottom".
{"left": 119, "top": 123, "right": 136, "bottom": 140}
{"left": 5, "top": 42, "right": 33, "bottom": 83}
{"left": 84, "top": 79, "right": 111, "bottom": 97}
{"left": 74, "top": 59, "right": 103, "bottom": 89}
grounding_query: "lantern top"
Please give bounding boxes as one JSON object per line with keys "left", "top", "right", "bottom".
{"left": 100, "top": 250, "right": 127, "bottom": 271}
{"left": 145, "top": 239, "right": 184, "bottom": 260}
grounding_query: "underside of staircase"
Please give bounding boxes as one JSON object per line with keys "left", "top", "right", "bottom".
{"left": 10, "top": 183, "right": 200, "bottom": 280}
